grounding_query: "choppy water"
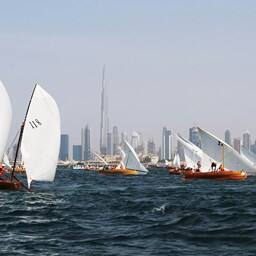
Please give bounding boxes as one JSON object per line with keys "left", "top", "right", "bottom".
{"left": 0, "top": 169, "right": 256, "bottom": 256}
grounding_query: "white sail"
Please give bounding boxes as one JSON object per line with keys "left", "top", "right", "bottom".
{"left": 117, "top": 147, "right": 126, "bottom": 169}
{"left": 21, "top": 85, "right": 61, "bottom": 188}
{"left": 93, "top": 152, "right": 108, "bottom": 165}
{"left": 198, "top": 127, "right": 256, "bottom": 175}
{"left": 3, "top": 153, "right": 11, "bottom": 168}
{"left": 240, "top": 147, "right": 256, "bottom": 166}
{"left": 123, "top": 140, "right": 148, "bottom": 174}
{"left": 172, "top": 152, "right": 181, "bottom": 168}
{"left": 0, "top": 81, "right": 12, "bottom": 162}
{"left": 176, "top": 134, "right": 217, "bottom": 171}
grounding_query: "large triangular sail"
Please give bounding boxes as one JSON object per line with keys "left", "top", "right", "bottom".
{"left": 176, "top": 134, "right": 217, "bottom": 171}
{"left": 0, "top": 81, "right": 12, "bottom": 162}
{"left": 123, "top": 140, "right": 148, "bottom": 174}
{"left": 21, "top": 85, "right": 61, "bottom": 188}
{"left": 198, "top": 127, "right": 256, "bottom": 175}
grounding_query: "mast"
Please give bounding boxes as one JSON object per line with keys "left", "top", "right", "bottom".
{"left": 11, "top": 84, "right": 38, "bottom": 182}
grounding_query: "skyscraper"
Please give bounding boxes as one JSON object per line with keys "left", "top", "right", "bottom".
{"left": 73, "top": 145, "right": 82, "bottom": 161}
{"left": 233, "top": 138, "right": 241, "bottom": 153}
{"left": 242, "top": 131, "right": 251, "bottom": 150}
{"left": 107, "top": 132, "right": 113, "bottom": 155}
{"left": 147, "top": 139, "right": 156, "bottom": 155}
{"left": 59, "top": 134, "right": 69, "bottom": 161}
{"left": 120, "top": 132, "right": 128, "bottom": 148}
{"left": 224, "top": 129, "right": 232, "bottom": 146}
{"left": 100, "top": 66, "right": 109, "bottom": 155}
{"left": 250, "top": 140, "right": 256, "bottom": 154}
{"left": 189, "top": 127, "right": 201, "bottom": 148}
{"left": 112, "top": 126, "right": 119, "bottom": 155}
{"left": 81, "top": 128, "right": 85, "bottom": 161}
{"left": 161, "top": 127, "right": 172, "bottom": 160}
{"left": 84, "top": 125, "right": 91, "bottom": 161}
{"left": 131, "top": 131, "right": 144, "bottom": 154}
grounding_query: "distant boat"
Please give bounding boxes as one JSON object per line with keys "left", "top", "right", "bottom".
{"left": 100, "top": 141, "right": 149, "bottom": 175}
{"left": 2, "top": 84, "right": 61, "bottom": 190}
{"left": 172, "top": 151, "right": 181, "bottom": 168}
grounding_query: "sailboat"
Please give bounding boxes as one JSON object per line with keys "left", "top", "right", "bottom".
{"left": 183, "top": 127, "right": 247, "bottom": 180}
{"left": 0, "top": 81, "right": 18, "bottom": 189}
{"left": 100, "top": 141, "right": 149, "bottom": 175}
{"left": 1, "top": 84, "right": 61, "bottom": 190}
{"left": 168, "top": 151, "right": 182, "bottom": 175}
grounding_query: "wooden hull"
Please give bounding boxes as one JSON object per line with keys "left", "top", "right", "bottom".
{"left": 0, "top": 179, "right": 22, "bottom": 190}
{"left": 183, "top": 170, "right": 247, "bottom": 180}
{"left": 99, "top": 168, "right": 140, "bottom": 176}
{"left": 168, "top": 168, "right": 191, "bottom": 175}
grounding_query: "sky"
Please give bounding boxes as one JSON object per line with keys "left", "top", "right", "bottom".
{"left": 0, "top": 0, "right": 256, "bottom": 150}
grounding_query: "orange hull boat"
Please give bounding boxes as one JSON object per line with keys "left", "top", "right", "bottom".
{"left": 99, "top": 168, "right": 140, "bottom": 176}
{"left": 183, "top": 170, "right": 247, "bottom": 180}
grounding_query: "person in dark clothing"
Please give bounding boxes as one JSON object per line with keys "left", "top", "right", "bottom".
{"left": 197, "top": 161, "right": 201, "bottom": 172}
{"left": 211, "top": 162, "right": 217, "bottom": 171}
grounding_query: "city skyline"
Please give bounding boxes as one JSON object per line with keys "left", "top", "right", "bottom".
{"left": 1, "top": 1, "right": 256, "bottom": 149}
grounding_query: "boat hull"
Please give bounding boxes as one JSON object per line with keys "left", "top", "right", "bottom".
{"left": 168, "top": 168, "right": 191, "bottom": 175}
{"left": 183, "top": 170, "right": 247, "bottom": 180}
{"left": 99, "top": 168, "right": 141, "bottom": 175}
{"left": 0, "top": 179, "right": 22, "bottom": 190}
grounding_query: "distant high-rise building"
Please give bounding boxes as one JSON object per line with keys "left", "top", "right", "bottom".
{"left": 81, "top": 128, "right": 85, "bottom": 161}
{"left": 161, "top": 127, "right": 172, "bottom": 160}
{"left": 84, "top": 125, "right": 91, "bottom": 161}
{"left": 189, "top": 127, "right": 201, "bottom": 148}
{"left": 147, "top": 139, "right": 156, "bottom": 155}
{"left": 224, "top": 129, "right": 232, "bottom": 146}
{"left": 107, "top": 132, "right": 113, "bottom": 155}
{"left": 242, "top": 131, "right": 251, "bottom": 150}
{"left": 131, "top": 131, "right": 144, "bottom": 154}
{"left": 100, "top": 66, "right": 109, "bottom": 155}
{"left": 73, "top": 145, "right": 82, "bottom": 161}
{"left": 120, "top": 132, "right": 128, "bottom": 148}
{"left": 250, "top": 140, "right": 256, "bottom": 155}
{"left": 59, "top": 134, "right": 69, "bottom": 161}
{"left": 233, "top": 138, "right": 241, "bottom": 153}
{"left": 112, "top": 126, "right": 119, "bottom": 155}
{"left": 131, "top": 131, "right": 140, "bottom": 150}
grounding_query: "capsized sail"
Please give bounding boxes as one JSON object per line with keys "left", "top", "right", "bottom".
{"left": 0, "top": 81, "right": 12, "bottom": 162}
{"left": 21, "top": 85, "right": 61, "bottom": 188}
{"left": 176, "top": 134, "right": 217, "bottom": 171}
{"left": 123, "top": 140, "right": 148, "bottom": 174}
{"left": 198, "top": 127, "right": 256, "bottom": 175}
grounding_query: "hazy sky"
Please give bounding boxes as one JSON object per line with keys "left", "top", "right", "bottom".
{"left": 1, "top": 0, "right": 256, "bottom": 150}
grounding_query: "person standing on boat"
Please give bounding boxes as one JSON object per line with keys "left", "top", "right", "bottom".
{"left": 211, "top": 162, "right": 217, "bottom": 171}
{"left": 196, "top": 161, "right": 201, "bottom": 172}
{"left": 218, "top": 164, "right": 224, "bottom": 171}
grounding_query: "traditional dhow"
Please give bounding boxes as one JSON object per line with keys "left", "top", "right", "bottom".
{"left": 198, "top": 127, "right": 255, "bottom": 175}
{"left": 2, "top": 84, "right": 61, "bottom": 190}
{"left": 100, "top": 141, "right": 149, "bottom": 175}
{"left": 183, "top": 170, "right": 247, "bottom": 180}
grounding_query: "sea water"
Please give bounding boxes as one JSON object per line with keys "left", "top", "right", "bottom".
{"left": 0, "top": 169, "right": 255, "bottom": 256}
